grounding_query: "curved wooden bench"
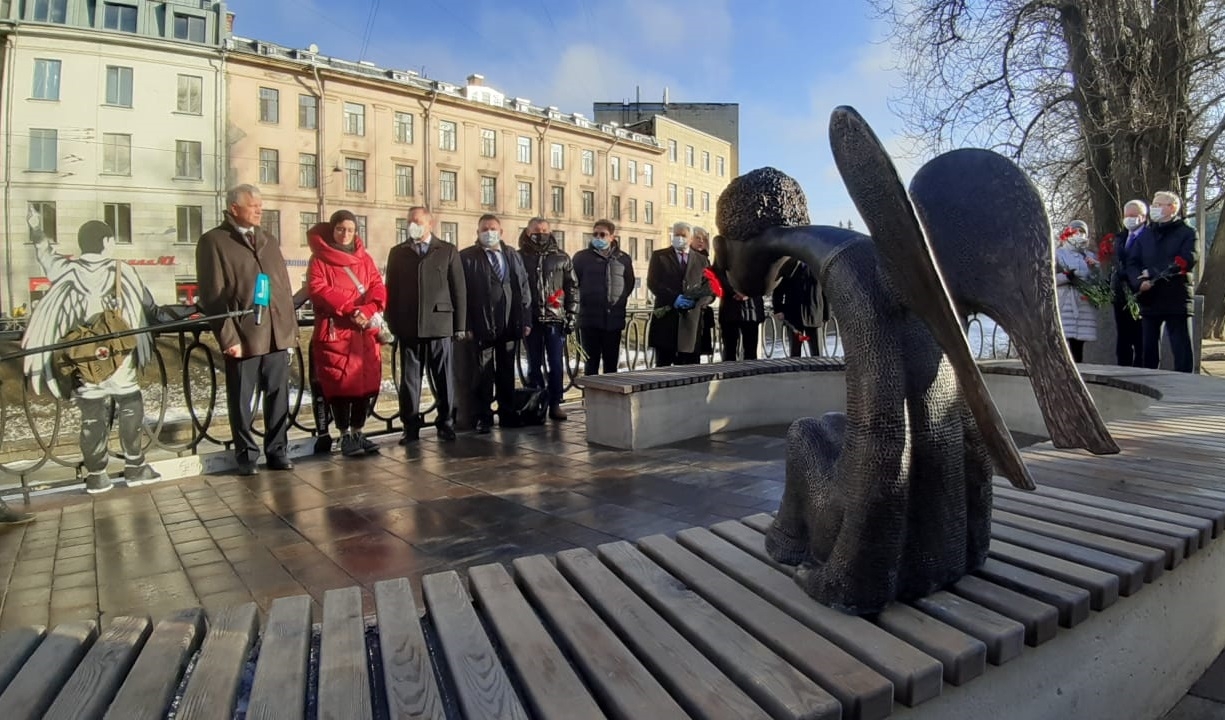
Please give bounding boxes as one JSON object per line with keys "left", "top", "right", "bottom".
{"left": 0, "top": 362, "right": 1222, "bottom": 720}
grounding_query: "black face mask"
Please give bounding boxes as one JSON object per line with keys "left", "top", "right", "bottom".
{"left": 529, "top": 233, "right": 549, "bottom": 244}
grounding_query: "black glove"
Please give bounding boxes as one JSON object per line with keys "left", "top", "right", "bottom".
{"left": 563, "top": 316, "right": 575, "bottom": 336}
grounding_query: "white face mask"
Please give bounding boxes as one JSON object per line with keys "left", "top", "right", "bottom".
{"left": 408, "top": 222, "right": 426, "bottom": 240}
{"left": 1123, "top": 216, "right": 1141, "bottom": 230}
{"left": 1149, "top": 206, "right": 1165, "bottom": 222}
{"left": 671, "top": 235, "right": 687, "bottom": 251}
{"left": 479, "top": 230, "right": 500, "bottom": 247}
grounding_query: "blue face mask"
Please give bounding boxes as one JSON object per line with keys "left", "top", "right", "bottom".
{"left": 591, "top": 237, "right": 610, "bottom": 250}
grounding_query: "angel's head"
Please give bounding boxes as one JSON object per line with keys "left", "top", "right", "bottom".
{"left": 77, "top": 220, "right": 115, "bottom": 257}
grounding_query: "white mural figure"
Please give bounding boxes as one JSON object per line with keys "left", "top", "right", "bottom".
{"left": 20, "top": 207, "right": 196, "bottom": 495}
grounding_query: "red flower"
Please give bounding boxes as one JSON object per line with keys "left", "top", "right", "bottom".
{"left": 702, "top": 267, "right": 724, "bottom": 299}
{"left": 1098, "top": 235, "right": 1115, "bottom": 262}
{"left": 546, "top": 288, "right": 564, "bottom": 308}
{"left": 1059, "top": 227, "right": 1077, "bottom": 243}
{"left": 1174, "top": 256, "right": 1188, "bottom": 274}
{"left": 796, "top": 332, "right": 810, "bottom": 343}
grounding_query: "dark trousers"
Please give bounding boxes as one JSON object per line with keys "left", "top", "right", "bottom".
{"left": 474, "top": 337, "right": 517, "bottom": 424}
{"left": 655, "top": 348, "right": 699, "bottom": 367}
{"left": 1067, "top": 338, "right": 1085, "bottom": 363}
{"left": 788, "top": 327, "right": 823, "bottom": 358}
{"left": 525, "top": 322, "right": 566, "bottom": 406}
{"left": 330, "top": 396, "right": 373, "bottom": 431}
{"left": 398, "top": 337, "right": 454, "bottom": 430}
{"left": 580, "top": 326, "right": 622, "bottom": 375}
{"left": 720, "top": 321, "right": 760, "bottom": 361}
{"left": 307, "top": 339, "right": 332, "bottom": 436}
{"left": 77, "top": 391, "right": 144, "bottom": 474}
{"left": 1142, "top": 314, "right": 1193, "bottom": 373}
{"left": 224, "top": 350, "right": 290, "bottom": 465}
{"left": 1113, "top": 302, "right": 1143, "bottom": 367}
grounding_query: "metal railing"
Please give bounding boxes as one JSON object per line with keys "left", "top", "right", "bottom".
{"left": 0, "top": 310, "right": 1015, "bottom": 499}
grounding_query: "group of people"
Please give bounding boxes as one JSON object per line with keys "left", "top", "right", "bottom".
{"left": 1055, "top": 190, "right": 1198, "bottom": 372}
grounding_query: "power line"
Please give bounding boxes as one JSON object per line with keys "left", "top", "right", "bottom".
{"left": 357, "top": 0, "right": 382, "bottom": 61}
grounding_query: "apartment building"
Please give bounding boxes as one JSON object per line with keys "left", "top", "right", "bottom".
{"left": 0, "top": 0, "right": 228, "bottom": 311}
{"left": 622, "top": 114, "right": 733, "bottom": 237}
{"left": 224, "top": 38, "right": 667, "bottom": 299}
{"left": 593, "top": 98, "right": 739, "bottom": 179}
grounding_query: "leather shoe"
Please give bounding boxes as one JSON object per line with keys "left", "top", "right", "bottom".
{"left": 549, "top": 406, "right": 568, "bottom": 421}
{"left": 475, "top": 419, "right": 492, "bottom": 434}
{"left": 437, "top": 425, "right": 457, "bottom": 442}
{"left": 236, "top": 461, "right": 258, "bottom": 477}
{"left": 399, "top": 430, "right": 419, "bottom": 445}
{"left": 266, "top": 456, "right": 294, "bottom": 471}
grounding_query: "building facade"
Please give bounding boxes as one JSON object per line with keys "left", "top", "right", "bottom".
{"left": 623, "top": 114, "right": 733, "bottom": 238}
{"left": 224, "top": 40, "right": 668, "bottom": 301}
{"left": 593, "top": 99, "right": 740, "bottom": 180}
{"left": 0, "top": 0, "right": 228, "bottom": 311}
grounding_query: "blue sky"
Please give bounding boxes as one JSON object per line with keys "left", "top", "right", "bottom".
{"left": 227, "top": 0, "right": 914, "bottom": 227}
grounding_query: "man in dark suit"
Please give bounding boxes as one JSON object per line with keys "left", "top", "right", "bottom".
{"left": 459, "top": 214, "right": 531, "bottom": 433}
{"left": 385, "top": 206, "right": 467, "bottom": 443}
{"left": 1110, "top": 199, "right": 1147, "bottom": 367}
{"left": 647, "top": 221, "right": 714, "bottom": 367}
{"left": 772, "top": 257, "right": 827, "bottom": 357}
{"left": 1126, "top": 191, "right": 1198, "bottom": 373}
{"left": 196, "top": 184, "right": 299, "bottom": 475}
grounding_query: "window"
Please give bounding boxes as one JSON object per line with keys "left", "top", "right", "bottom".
{"left": 102, "top": 2, "right": 137, "bottom": 32}
{"left": 439, "top": 120, "right": 457, "bottom": 151}
{"left": 345, "top": 157, "right": 366, "bottom": 193}
{"left": 480, "top": 128, "right": 496, "bottom": 158}
{"left": 611, "top": 195, "right": 621, "bottom": 221}
{"left": 299, "top": 94, "right": 318, "bottom": 129}
{"left": 668, "top": 139, "right": 678, "bottom": 162}
{"left": 105, "top": 66, "right": 133, "bottom": 107}
{"left": 343, "top": 102, "right": 365, "bottom": 135}
{"left": 685, "top": 145, "right": 695, "bottom": 167}
{"left": 550, "top": 143, "right": 564, "bottom": 169}
{"left": 394, "top": 112, "right": 414, "bottom": 143}
{"left": 717, "top": 155, "right": 726, "bottom": 177}
{"left": 299, "top": 153, "right": 317, "bottom": 188}
{"left": 175, "top": 140, "right": 202, "bottom": 178}
{"left": 610, "top": 156, "right": 621, "bottom": 181}
{"left": 701, "top": 191, "right": 711, "bottom": 213}
{"left": 685, "top": 187, "right": 694, "bottom": 209}
{"left": 395, "top": 165, "right": 414, "bottom": 197}
{"left": 28, "top": 202, "right": 57, "bottom": 243}
{"left": 667, "top": 183, "right": 678, "bottom": 206}
{"left": 628, "top": 160, "right": 637, "bottom": 184}
{"left": 517, "top": 136, "right": 532, "bottom": 163}
{"left": 645, "top": 238, "right": 655, "bottom": 255}
{"left": 102, "top": 133, "right": 131, "bottom": 175}
{"left": 701, "top": 151, "right": 711, "bottom": 173}
{"left": 396, "top": 218, "right": 409, "bottom": 243}
{"left": 554, "top": 231, "right": 566, "bottom": 252}
{"left": 582, "top": 190, "right": 595, "bottom": 217}
{"left": 28, "top": 129, "right": 57, "bottom": 171}
{"left": 439, "top": 222, "right": 458, "bottom": 244}
{"left": 629, "top": 237, "right": 638, "bottom": 260}
{"left": 173, "top": 13, "right": 206, "bottom": 43}
{"left": 355, "top": 215, "right": 368, "bottom": 239}
{"left": 645, "top": 201, "right": 654, "bottom": 225}
{"left": 299, "top": 212, "right": 318, "bottom": 246}
{"left": 259, "top": 148, "right": 279, "bottom": 184}
{"left": 518, "top": 181, "right": 532, "bottom": 210}
{"left": 176, "top": 206, "right": 202, "bottom": 243}
{"left": 177, "top": 75, "right": 202, "bottom": 114}
{"left": 480, "top": 176, "right": 497, "bottom": 207}
{"left": 440, "top": 170, "right": 457, "bottom": 202}
{"left": 261, "top": 209, "right": 281, "bottom": 241}
{"left": 32, "top": 0, "right": 68, "bottom": 23}
{"left": 581, "top": 149, "right": 595, "bottom": 176}
{"left": 643, "top": 163, "right": 653, "bottom": 187}
{"left": 32, "top": 59, "right": 61, "bottom": 100}
{"left": 628, "top": 198, "right": 638, "bottom": 223}
{"left": 551, "top": 186, "right": 565, "bottom": 214}
{"left": 259, "top": 87, "right": 279, "bottom": 123}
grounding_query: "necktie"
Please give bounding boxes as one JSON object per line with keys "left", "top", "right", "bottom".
{"left": 679, "top": 251, "right": 687, "bottom": 267}
{"left": 417, "top": 242, "right": 428, "bottom": 257}
{"left": 243, "top": 229, "right": 255, "bottom": 248}
{"left": 490, "top": 251, "right": 504, "bottom": 280}
{"left": 1126, "top": 231, "right": 1137, "bottom": 250}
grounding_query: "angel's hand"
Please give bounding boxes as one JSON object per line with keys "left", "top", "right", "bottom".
{"left": 27, "top": 206, "right": 41, "bottom": 231}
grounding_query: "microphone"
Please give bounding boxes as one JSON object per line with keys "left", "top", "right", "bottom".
{"left": 253, "top": 272, "right": 270, "bottom": 325}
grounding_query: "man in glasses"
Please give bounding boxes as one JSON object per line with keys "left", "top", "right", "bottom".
{"left": 572, "top": 219, "right": 635, "bottom": 375}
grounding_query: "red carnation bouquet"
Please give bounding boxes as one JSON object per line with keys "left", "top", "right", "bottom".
{"left": 546, "top": 288, "right": 564, "bottom": 309}
{"left": 653, "top": 267, "right": 724, "bottom": 318}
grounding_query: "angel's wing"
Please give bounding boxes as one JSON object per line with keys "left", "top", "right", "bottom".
{"left": 20, "top": 274, "right": 89, "bottom": 398}
{"left": 117, "top": 262, "right": 153, "bottom": 368}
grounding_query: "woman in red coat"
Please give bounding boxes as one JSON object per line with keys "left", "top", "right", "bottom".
{"left": 308, "top": 210, "right": 388, "bottom": 456}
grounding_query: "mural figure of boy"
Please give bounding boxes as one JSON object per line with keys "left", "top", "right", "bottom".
{"left": 20, "top": 207, "right": 198, "bottom": 494}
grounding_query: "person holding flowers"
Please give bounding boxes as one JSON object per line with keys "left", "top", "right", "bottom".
{"left": 648, "top": 222, "right": 718, "bottom": 367}
{"left": 1109, "top": 200, "right": 1149, "bottom": 367}
{"left": 1055, "top": 219, "right": 1099, "bottom": 362}
{"left": 1126, "top": 190, "right": 1197, "bottom": 373}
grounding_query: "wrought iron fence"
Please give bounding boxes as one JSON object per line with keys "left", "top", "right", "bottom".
{"left": 0, "top": 310, "right": 1015, "bottom": 499}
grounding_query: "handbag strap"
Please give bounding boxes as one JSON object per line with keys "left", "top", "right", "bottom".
{"left": 340, "top": 265, "right": 366, "bottom": 296}
{"left": 113, "top": 260, "right": 123, "bottom": 312}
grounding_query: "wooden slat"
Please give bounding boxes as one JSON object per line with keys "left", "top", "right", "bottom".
{"left": 556, "top": 547, "right": 772, "bottom": 720}
{"left": 514, "top": 554, "right": 690, "bottom": 720}
{"left": 43, "top": 616, "right": 152, "bottom": 720}
{"left": 993, "top": 497, "right": 1186, "bottom": 566}
{"left": 598, "top": 540, "right": 842, "bottom": 720}
{"left": 990, "top": 524, "right": 1147, "bottom": 595}
{"left": 0, "top": 620, "right": 97, "bottom": 720}
{"left": 1029, "top": 475, "right": 1225, "bottom": 537}
{"left": 175, "top": 602, "right": 260, "bottom": 720}
{"left": 949, "top": 575, "right": 1058, "bottom": 647}
{"left": 975, "top": 559, "right": 1090, "bottom": 628}
{"left": 987, "top": 541, "right": 1120, "bottom": 611}
{"left": 373, "top": 578, "right": 446, "bottom": 720}
{"left": 0, "top": 626, "right": 44, "bottom": 696}
{"left": 318, "top": 587, "right": 373, "bottom": 720}
{"left": 1036, "top": 460, "right": 1225, "bottom": 513}
{"left": 638, "top": 534, "right": 894, "bottom": 720}
{"left": 690, "top": 523, "right": 944, "bottom": 707}
{"left": 876, "top": 605, "right": 987, "bottom": 686}
{"left": 993, "top": 510, "right": 1167, "bottom": 581}
{"left": 742, "top": 513, "right": 776, "bottom": 534}
{"left": 910, "top": 592, "right": 1024, "bottom": 666}
{"left": 468, "top": 563, "right": 606, "bottom": 720}
{"left": 247, "top": 595, "right": 313, "bottom": 720}
{"left": 103, "top": 608, "right": 205, "bottom": 720}
{"left": 995, "top": 482, "right": 1214, "bottom": 545}
{"left": 995, "top": 489, "right": 1202, "bottom": 553}
{"left": 422, "top": 570, "right": 529, "bottom": 720}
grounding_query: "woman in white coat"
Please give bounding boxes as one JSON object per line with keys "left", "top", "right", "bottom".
{"left": 1055, "top": 220, "right": 1099, "bottom": 362}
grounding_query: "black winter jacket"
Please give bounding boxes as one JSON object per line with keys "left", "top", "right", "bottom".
{"left": 572, "top": 245, "right": 635, "bottom": 331}
{"left": 712, "top": 266, "right": 764, "bottom": 325}
{"left": 1124, "top": 217, "right": 1197, "bottom": 317}
{"left": 519, "top": 231, "right": 578, "bottom": 325}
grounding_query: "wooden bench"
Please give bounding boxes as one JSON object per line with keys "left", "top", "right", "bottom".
{"left": 1, "top": 362, "right": 1223, "bottom": 720}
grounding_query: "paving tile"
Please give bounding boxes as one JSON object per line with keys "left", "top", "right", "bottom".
{"left": 98, "top": 570, "right": 198, "bottom": 617}
{"left": 53, "top": 570, "right": 97, "bottom": 591}
{"left": 49, "top": 585, "right": 98, "bottom": 611}
{"left": 53, "top": 554, "right": 96, "bottom": 577}
{"left": 1191, "top": 650, "right": 1225, "bottom": 704}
